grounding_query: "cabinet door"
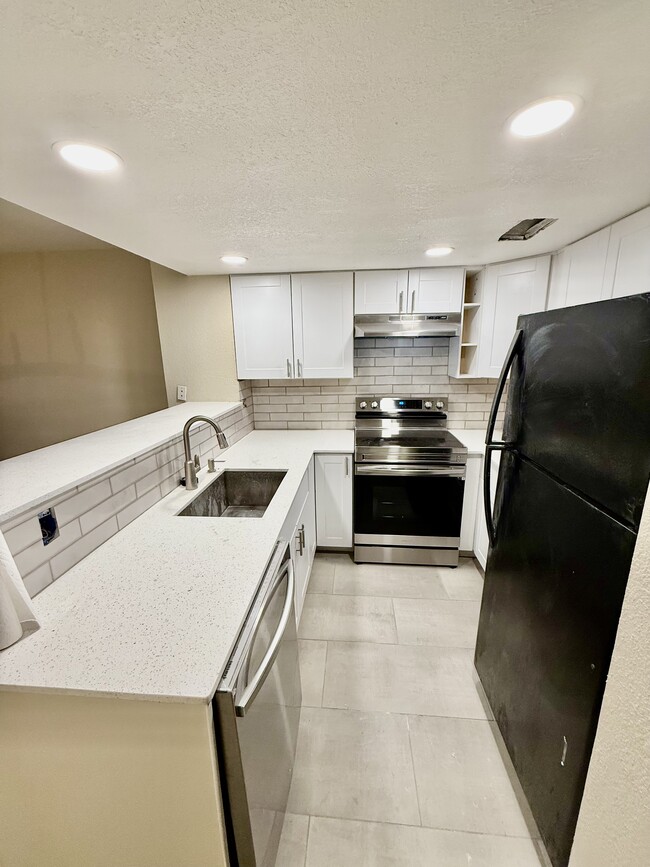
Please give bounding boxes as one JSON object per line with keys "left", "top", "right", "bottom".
{"left": 460, "top": 454, "right": 481, "bottom": 552}
{"left": 547, "top": 228, "right": 611, "bottom": 310}
{"left": 291, "top": 273, "right": 354, "bottom": 379}
{"left": 408, "top": 268, "right": 465, "bottom": 314}
{"left": 477, "top": 256, "right": 550, "bottom": 378}
{"left": 354, "top": 270, "right": 408, "bottom": 314}
{"left": 602, "top": 206, "right": 650, "bottom": 299}
{"left": 474, "top": 451, "right": 499, "bottom": 569}
{"left": 315, "top": 453, "right": 353, "bottom": 548}
{"left": 231, "top": 274, "right": 294, "bottom": 379}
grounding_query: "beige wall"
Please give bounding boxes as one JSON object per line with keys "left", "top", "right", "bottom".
{"left": 0, "top": 692, "right": 228, "bottom": 867}
{"left": 569, "top": 484, "right": 650, "bottom": 866}
{"left": 150, "top": 264, "right": 240, "bottom": 406}
{"left": 0, "top": 249, "right": 167, "bottom": 459}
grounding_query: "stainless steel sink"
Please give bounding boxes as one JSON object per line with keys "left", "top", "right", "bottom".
{"left": 178, "top": 470, "right": 287, "bottom": 518}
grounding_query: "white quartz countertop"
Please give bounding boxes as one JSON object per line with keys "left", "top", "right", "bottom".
{"left": 0, "top": 402, "right": 241, "bottom": 523}
{"left": 0, "top": 430, "right": 353, "bottom": 704}
{"left": 448, "top": 429, "right": 487, "bottom": 456}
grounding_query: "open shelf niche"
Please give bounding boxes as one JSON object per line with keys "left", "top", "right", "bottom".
{"left": 448, "top": 268, "right": 484, "bottom": 378}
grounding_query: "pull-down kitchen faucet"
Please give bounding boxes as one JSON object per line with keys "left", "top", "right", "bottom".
{"left": 182, "top": 416, "right": 229, "bottom": 490}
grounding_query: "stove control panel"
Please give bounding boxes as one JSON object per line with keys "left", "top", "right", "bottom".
{"left": 356, "top": 396, "right": 447, "bottom": 414}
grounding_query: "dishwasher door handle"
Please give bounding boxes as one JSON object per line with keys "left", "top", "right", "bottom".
{"left": 236, "top": 560, "right": 295, "bottom": 717}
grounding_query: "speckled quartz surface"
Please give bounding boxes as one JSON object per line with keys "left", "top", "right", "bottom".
{"left": 0, "top": 430, "right": 353, "bottom": 704}
{"left": 0, "top": 402, "right": 241, "bottom": 523}
{"left": 448, "top": 429, "right": 487, "bottom": 456}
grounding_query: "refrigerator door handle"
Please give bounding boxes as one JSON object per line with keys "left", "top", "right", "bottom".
{"left": 484, "top": 329, "right": 522, "bottom": 546}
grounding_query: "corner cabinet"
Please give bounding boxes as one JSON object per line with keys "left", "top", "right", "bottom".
{"left": 476, "top": 256, "right": 550, "bottom": 378}
{"left": 601, "top": 206, "right": 650, "bottom": 299}
{"left": 230, "top": 274, "right": 295, "bottom": 379}
{"left": 231, "top": 272, "right": 353, "bottom": 380}
{"left": 315, "top": 453, "right": 353, "bottom": 548}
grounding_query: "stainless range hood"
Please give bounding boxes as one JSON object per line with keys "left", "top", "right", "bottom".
{"left": 354, "top": 313, "right": 461, "bottom": 338}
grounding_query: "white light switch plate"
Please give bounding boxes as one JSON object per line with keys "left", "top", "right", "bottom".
{"left": 177, "top": 385, "right": 187, "bottom": 401}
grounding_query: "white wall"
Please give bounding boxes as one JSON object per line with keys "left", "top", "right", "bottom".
{"left": 151, "top": 264, "right": 240, "bottom": 406}
{"left": 569, "top": 483, "right": 650, "bottom": 866}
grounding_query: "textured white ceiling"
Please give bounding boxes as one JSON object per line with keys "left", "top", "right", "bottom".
{"left": 0, "top": 198, "right": 110, "bottom": 252}
{"left": 1, "top": 0, "right": 649, "bottom": 275}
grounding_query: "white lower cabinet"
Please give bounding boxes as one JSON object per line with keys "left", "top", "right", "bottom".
{"left": 460, "top": 454, "right": 482, "bottom": 553}
{"left": 315, "top": 453, "right": 353, "bottom": 548}
{"left": 283, "top": 461, "right": 316, "bottom": 625}
{"left": 474, "top": 450, "right": 500, "bottom": 570}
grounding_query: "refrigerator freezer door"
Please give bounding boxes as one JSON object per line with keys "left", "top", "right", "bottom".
{"left": 504, "top": 294, "right": 650, "bottom": 529}
{"left": 475, "top": 452, "right": 637, "bottom": 867}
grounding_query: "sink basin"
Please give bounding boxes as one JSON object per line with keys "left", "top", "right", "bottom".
{"left": 178, "top": 470, "right": 287, "bottom": 518}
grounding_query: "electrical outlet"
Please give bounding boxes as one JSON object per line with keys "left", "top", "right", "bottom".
{"left": 177, "top": 385, "right": 187, "bottom": 401}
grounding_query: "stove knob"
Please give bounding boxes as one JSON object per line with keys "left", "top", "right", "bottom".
{"left": 436, "top": 400, "right": 444, "bottom": 410}
{"left": 359, "top": 401, "right": 367, "bottom": 409}
{"left": 424, "top": 401, "right": 432, "bottom": 409}
{"left": 371, "top": 401, "right": 379, "bottom": 409}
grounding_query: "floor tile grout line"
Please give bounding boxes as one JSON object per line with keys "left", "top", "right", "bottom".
{"left": 307, "top": 589, "right": 482, "bottom": 603}
{"left": 298, "top": 635, "right": 478, "bottom": 650}
{"left": 300, "top": 810, "right": 542, "bottom": 842}
{"left": 405, "top": 714, "right": 423, "bottom": 827}
{"left": 303, "top": 815, "right": 311, "bottom": 867}
{"left": 319, "top": 641, "right": 330, "bottom": 708}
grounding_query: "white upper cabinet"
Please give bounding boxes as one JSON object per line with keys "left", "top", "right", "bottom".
{"left": 354, "top": 270, "right": 408, "bottom": 314}
{"left": 408, "top": 267, "right": 465, "bottom": 314}
{"left": 602, "top": 206, "right": 650, "bottom": 299}
{"left": 477, "top": 256, "right": 550, "bottom": 378}
{"left": 547, "top": 227, "right": 611, "bottom": 310}
{"left": 291, "top": 272, "right": 354, "bottom": 379}
{"left": 231, "top": 274, "right": 294, "bottom": 379}
{"left": 231, "top": 271, "right": 353, "bottom": 380}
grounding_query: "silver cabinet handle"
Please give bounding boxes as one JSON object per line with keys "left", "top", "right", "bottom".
{"left": 299, "top": 524, "right": 305, "bottom": 552}
{"left": 296, "top": 526, "right": 304, "bottom": 556}
{"left": 236, "top": 560, "right": 295, "bottom": 716}
{"left": 286, "top": 358, "right": 293, "bottom": 378}
{"left": 410, "top": 290, "right": 416, "bottom": 312}
{"left": 484, "top": 329, "right": 522, "bottom": 546}
{"left": 398, "top": 291, "right": 404, "bottom": 312}
{"left": 345, "top": 456, "right": 350, "bottom": 476}
{"left": 297, "top": 358, "right": 303, "bottom": 378}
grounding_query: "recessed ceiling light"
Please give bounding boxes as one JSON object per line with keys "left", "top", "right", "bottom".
{"left": 220, "top": 255, "right": 248, "bottom": 265}
{"left": 53, "top": 141, "right": 123, "bottom": 172}
{"left": 509, "top": 97, "right": 579, "bottom": 138}
{"left": 425, "top": 246, "right": 454, "bottom": 258}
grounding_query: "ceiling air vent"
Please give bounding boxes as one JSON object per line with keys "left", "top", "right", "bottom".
{"left": 499, "top": 218, "right": 557, "bottom": 241}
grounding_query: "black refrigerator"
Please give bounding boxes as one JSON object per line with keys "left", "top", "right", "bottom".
{"left": 475, "top": 294, "right": 650, "bottom": 867}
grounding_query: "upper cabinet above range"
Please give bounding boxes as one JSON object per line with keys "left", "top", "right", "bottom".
{"left": 353, "top": 267, "right": 465, "bottom": 315}
{"left": 231, "top": 271, "right": 353, "bottom": 380}
{"left": 407, "top": 267, "right": 465, "bottom": 314}
{"left": 354, "top": 270, "right": 408, "bottom": 314}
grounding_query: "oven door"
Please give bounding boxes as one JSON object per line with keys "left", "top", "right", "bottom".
{"left": 354, "top": 463, "right": 465, "bottom": 565}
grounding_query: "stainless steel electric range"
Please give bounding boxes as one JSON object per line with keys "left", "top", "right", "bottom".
{"left": 354, "top": 396, "right": 468, "bottom": 566}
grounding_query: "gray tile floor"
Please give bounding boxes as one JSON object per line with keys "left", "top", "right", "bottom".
{"left": 278, "top": 553, "right": 550, "bottom": 867}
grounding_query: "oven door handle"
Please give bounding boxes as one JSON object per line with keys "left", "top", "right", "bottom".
{"left": 354, "top": 463, "right": 465, "bottom": 478}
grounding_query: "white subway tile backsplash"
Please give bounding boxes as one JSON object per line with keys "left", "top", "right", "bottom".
{"left": 79, "top": 485, "right": 137, "bottom": 534}
{"left": 116, "top": 487, "right": 161, "bottom": 530}
{"left": 249, "top": 337, "right": 501, "bottom": 432}
{"left": 22, "top": 562, "right": 53, "bottom": 598}
{"left": 14, "top": 519, "right": 83, "bottom": 576}
{"left": 3, "top": 515, "right": 43, "bottom": 556}
{"left": 50, "top": 517, "right": 119, "bottom": 580}
{"left": 55, "top": 480, "right": 113, "bottom": 527}
{"left": 109, "top": 454, "right": 158, "bottom": 494}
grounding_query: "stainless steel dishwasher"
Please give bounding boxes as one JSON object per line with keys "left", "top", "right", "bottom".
{"left": 212, "top": 541, "right": 301, "bottom": 867}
